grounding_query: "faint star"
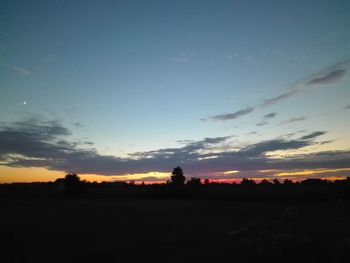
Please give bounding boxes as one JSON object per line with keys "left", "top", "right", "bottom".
{"left": 22, "top": 101, "right": 27, "bottom": 105}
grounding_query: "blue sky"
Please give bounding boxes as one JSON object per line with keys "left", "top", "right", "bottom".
{"left": 0, "top": 0, "right": 350, "bottom": 182}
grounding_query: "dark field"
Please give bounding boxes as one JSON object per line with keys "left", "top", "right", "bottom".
{"left": 1, "top": 198, "right": 350, "bottom": 263}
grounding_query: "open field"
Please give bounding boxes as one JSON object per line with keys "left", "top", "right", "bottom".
{"left": 1, "top": 198, "right": 350, "bottom": 263}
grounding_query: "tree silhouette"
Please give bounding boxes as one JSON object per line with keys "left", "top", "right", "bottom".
{"left": 187, "top": 177, "right": 201, "bottom": 187}
{"left": 128, "top": 180, "right": 135, "bottom": 185}
{"left": 273, "top": 179, "right": 281, "bottom": 185}
{"left": 65, "top": 173, "right": 81, "bottom": 184}
{"left": 170, "top": 167, "right": 186, "bottom": 186}
{"left": 283, "top": 179, "right": 293, "bottom": 185}
{"left": 241, "top": 178, "right": 256, "bottom": 186}
{"left": 63, "top": 173, "right": 84, "bottom": 195}
{"left": 260, "top": 179, "right": 271, "bottom": 185}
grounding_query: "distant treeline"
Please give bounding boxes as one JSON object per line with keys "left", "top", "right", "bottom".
{"left": 1, "top": 171, "right": 350, "bottom": 202}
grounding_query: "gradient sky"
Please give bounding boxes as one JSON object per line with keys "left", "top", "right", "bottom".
{"left": 1, "top": 0, "right": 350, "bottom": 183}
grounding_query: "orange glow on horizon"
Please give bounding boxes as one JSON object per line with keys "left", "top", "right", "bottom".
{"left": 109, "top": 171, "right": 170, "bottom": 182}
{"left": 0, "top": 166, "right": 171, "bottom": 184}
{"left": 0, "top": 166, "right": 120, "bottom": 183}
{"left": 1, "top": 165, "right": 349, "bottom": 184}
{"left": 275, "top": 168, "right": 350, "bottom": 177}
{"left": 0, "top": 165, "right": 66, "bottom": 183}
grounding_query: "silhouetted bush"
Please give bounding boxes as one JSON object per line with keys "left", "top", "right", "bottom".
{"left": 2, "top": 173, "right": 350, "bottom": 201}
{"left": 187, "top": 177, "right": 201, "bottom": 191}
{"left": 61, "top": 173, "right": 85, "bottom": 195}
{"left": 260, "top": 179, "right": 271, "bottom": 185}
{"left": 273, "top": 179, "right": 281, "bottom": 185}
{"left": 241, "top": 178, "right": 256, "bottom": 186}
{"left": 284, "top": 179, "right": 293, "bottom": 185}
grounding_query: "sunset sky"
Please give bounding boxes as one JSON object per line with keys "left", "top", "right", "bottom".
{"left": 1, "top": 0, "right": 350, "bottom": 183}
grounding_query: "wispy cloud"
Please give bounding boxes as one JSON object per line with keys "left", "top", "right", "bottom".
{"left": 262, "top": 61, "right": 350, "bottom": 107}
{"left": 262, "top": 90, "right": 297, "bottom": 107}
{"left": 264, "top": 112, "right": 277, "bottom": 119}
{"left": 202, "top": 61, "right": 349, "bottom": 122}
{"left": 11, "top": 66, "right": 30, "bottom": 76}
{"left": 256, "top": 122, "right": 268, "bottom": 126}
{"left": 306, "top": 68, "right": 347, "bottom": 85}
{"left": 281, "top": 116, "right": 307, "bottom": 125}
{"left": 318, "top": 139, "right": 336, "bottom": 145}
{"left": 177, "top": 139, "right": 195, "bottom": 145}
{"left": 172, "top": 53, "right": 194, "bottom": 64}
{"left": 73, "top": 122, "right": 84, "bottom": 128}
{"left": 344, "top": 105, "right": 350, "bottom": 110}
{"left": 173, "top": 57, "right": 187, "bottom": 63}
{"left": 299, "top": 131, "right": 327, "bottom": 140}
{"left": 255, "top": 112, "right": 277, "bottom": 126}
{"left": 203, "top": 107, "right": 254, "bottom": 121}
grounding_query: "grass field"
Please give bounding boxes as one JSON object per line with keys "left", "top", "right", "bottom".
{"left": 1, "top": 198, "right": 350, "bottom": 263}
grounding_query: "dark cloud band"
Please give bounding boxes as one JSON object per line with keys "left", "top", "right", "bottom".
{"left": 204, "top": 107, "right": 254, "bottom": 121}
{"left": 1, "top": 119, "right": 348, "bottom": 179}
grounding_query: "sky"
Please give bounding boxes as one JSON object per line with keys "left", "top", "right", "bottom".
{"left": 0, "top": 0, "right": 350, "bottom": 183}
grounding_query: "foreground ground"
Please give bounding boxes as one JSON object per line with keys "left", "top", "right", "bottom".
{"left": 1, "top": 198, "right": 350, "bottom": 263}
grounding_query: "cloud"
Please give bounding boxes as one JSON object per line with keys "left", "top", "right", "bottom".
{"left": 262, "top": 61, "right": 350, "bottom": 107}
{"left": 0, "top": 120, "right": 72, "bottom": 162}
{"left": 11, "top": 66, "right": 30, "bottom": 76}
{"left": 306, "top": 68, "right": 347, "bottom": 85}
{"left": 0, "top": 119, "right": 233, "bottom": 175}
{"left": 256, "top": 122, "right": 268, "bottom": 126}
{"left": 299, "top": 131, "right": 326, "bottom": 140}
{"left": 239, "top": 137, "right": 315, "bottom": 157}
{"left": 2, "top": 119, "right": 345, "bottom": 181}
{"left": 318, "top": 139, "right": 336, "bottom": 145}
{"left": 344, "top": 105, "right": 350, "bottom": 110}
{"left": 264, "top": 112, "right": 277, "bottom": 119}
{"left": 280, "top": 116, "right": 306, "bottom": 125}
{"left": 0, "top": 118, "right": 71, "bottom": 141}
{"left": 73, "top": 122, "right": 84, "bottom": 128}
{"left": 204, "top": 107, "right": 254, "bottom": 121}
{"left": 204, "top": 61, "right": 349, "bottom": 123}
{"left": 262, "top": 90, "right": 297, "bottom": 107}
{"left": 269, "top": 150, "right": 350, "bottom": 172}
{"left": 255, "top": 112, "right": 277, "bottom": 126}
{"left": 273, "top": 168, "right": 350, "bottom": 180}
{"left": 177, "top": 139, "right": 195, "bottom": 145}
